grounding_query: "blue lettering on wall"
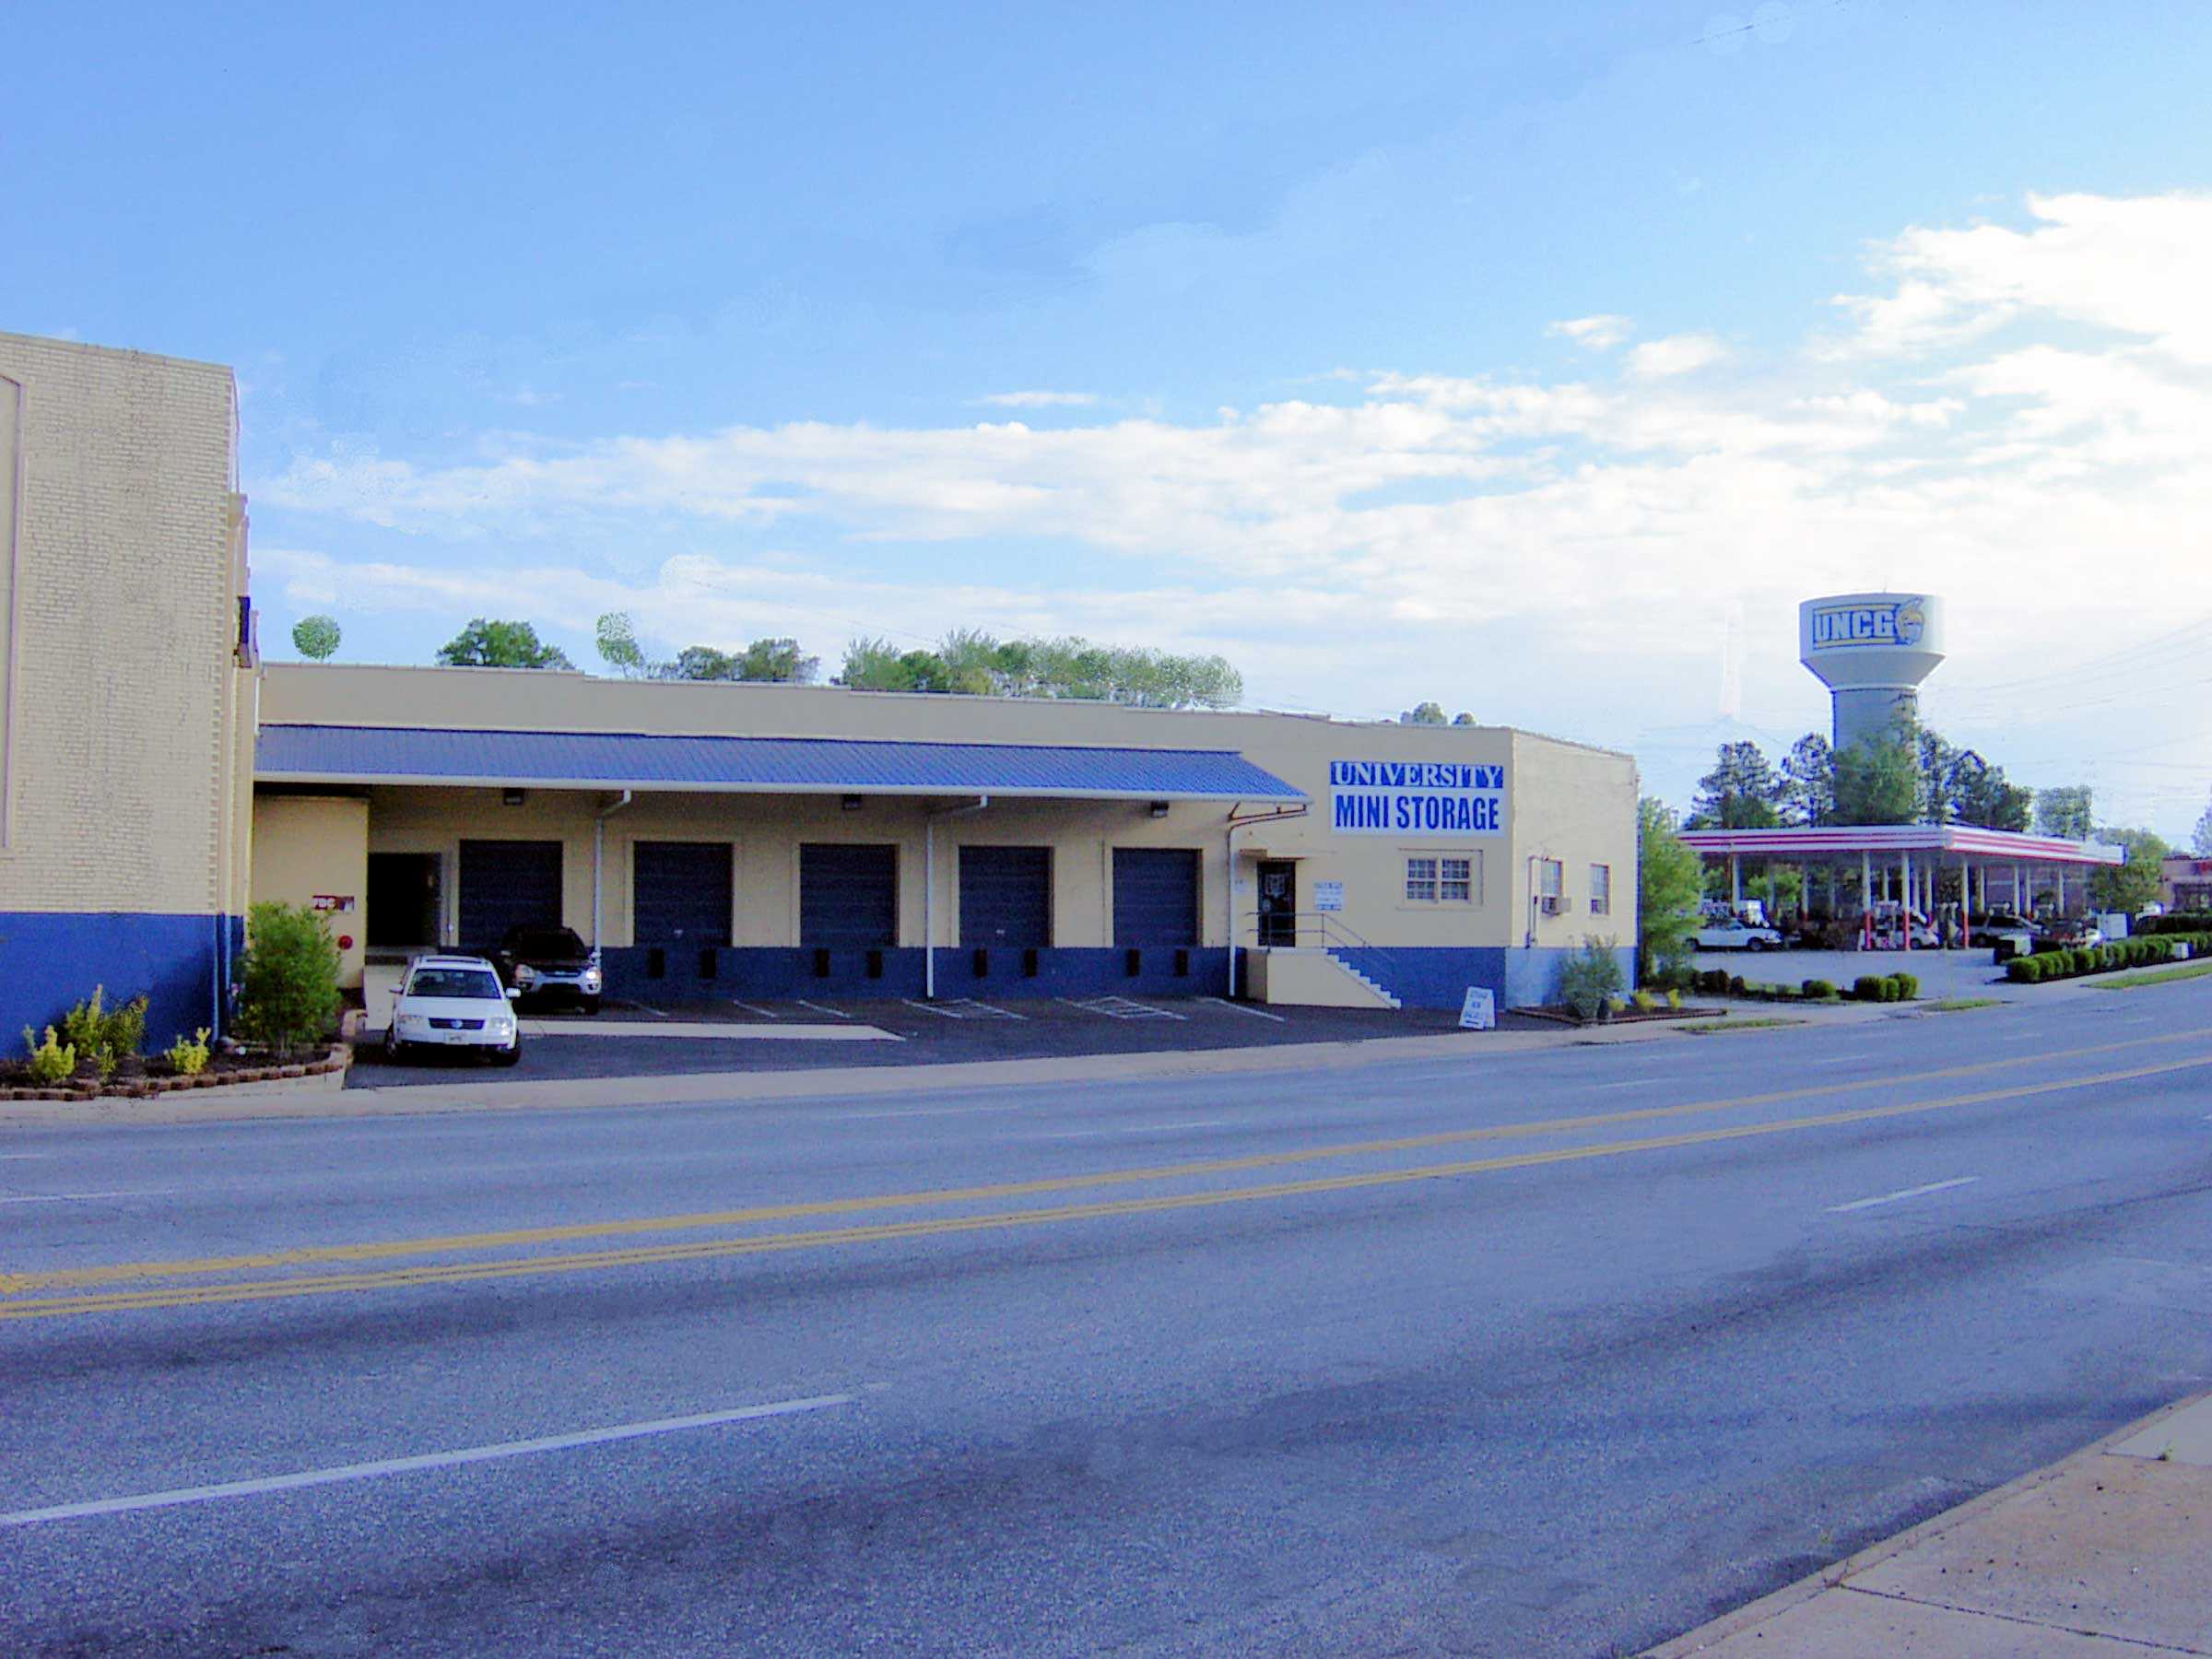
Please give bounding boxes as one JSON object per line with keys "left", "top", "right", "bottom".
{"left": 1327, "top": 759, "right": 1507, "bottom": 837}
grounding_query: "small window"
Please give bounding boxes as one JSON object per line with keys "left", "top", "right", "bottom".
{"left": 1539, "top": 859, "right": 1564, "bottom": 899}
{"left": 1589, "top": 864, "right": 1612, "bottom": 916}
{"left": 1406, "top": 853, "right": 1477, "bottom": 904}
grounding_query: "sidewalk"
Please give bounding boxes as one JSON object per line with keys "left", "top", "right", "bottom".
{"left": 1652, "top": 1392, "right": 2212, "bottom": 1656}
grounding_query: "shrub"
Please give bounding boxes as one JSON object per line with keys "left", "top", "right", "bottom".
{"left": 1853, "top": 974, "right": 1885, "bottom": 1001}
{"left": 53, "top": 986, "right": 150, "bottom": 1077}
{"left": 2006, "top": 957, "right": 2041, "bottom": 983}
{"left": 1559, "top": 935, "right": 1627, "bottom": 1022}
{"left": 1631, "top": 990, "right": 1658, "bottom": 1013}
{"left": 165, "top": 1029, "right": 212, "bottom": 1076}
{"left": 235, "top": 901, "right": 343, "bottom": 1055}
{"left": 1665, "top": 988, "right": 1683, "bottom": 1010}
{"left": 1728, "top": 974, "right": 1747, "bottom": 997}
{"left": 1802, "top": 978, "right": 1836, "bottom": 1000}
{"left": 22, "top": 1026, "right": 76, "bottom": 1085}
{"left": 1891, "top": 971, "right": 1919, "bottom": 1000}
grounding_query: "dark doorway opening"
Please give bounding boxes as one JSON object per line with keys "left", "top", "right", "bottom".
{"left": 367, "top": 853, "right": 442, "bottom": 948}
{"left": 1257, "top": 859, "right": 1298, "bottom": 947}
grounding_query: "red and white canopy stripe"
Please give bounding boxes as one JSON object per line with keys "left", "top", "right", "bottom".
{"left": 1677, "top": 825, "right": 2123, "bottom": 865}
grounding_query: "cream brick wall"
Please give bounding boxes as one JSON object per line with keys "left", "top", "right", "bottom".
{"left": 250, "top": 795, "right": 369, "bottom": 987}
{"left": 0, "top": 332, "right": 252, "bottom": 918}
{"left": 261, "top": 665, "right": 1637, "bottom": 959}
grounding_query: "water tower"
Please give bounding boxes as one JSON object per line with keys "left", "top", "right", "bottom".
{"left": 1799, "top": 593, "right": 1946, "bottom": 750}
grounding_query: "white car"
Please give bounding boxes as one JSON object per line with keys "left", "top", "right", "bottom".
{"left": 387, "top": 955, "right": 523, "bottom": 1065}
{"left": 1688, "top": 919, "right": 1786, "bottom": 952}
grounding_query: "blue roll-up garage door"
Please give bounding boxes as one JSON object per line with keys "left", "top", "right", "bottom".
{"left": 633, "top": 841, "right": 733, "bottom": 946}
{"left": 959, "top": 846, "right": 1052, "bottom": 947}
{"left": 459, "top": 840, "right": 563, "bottom": 948}
{"left": 1113, "top": 848, "right": 1201, "bottom": 947}
{"left": 800, "top": 843, "right": 898, "bottom": 947}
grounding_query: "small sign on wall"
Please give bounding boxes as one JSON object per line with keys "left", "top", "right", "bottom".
{"left": 1313, "top": 880, "right": 1345, "bottom": 912}
{"left": 1458, "top": 987, "right": 1495, "bottom": 1030}
{"left": 311, "top": 894, "right": 357, "bottom": 913}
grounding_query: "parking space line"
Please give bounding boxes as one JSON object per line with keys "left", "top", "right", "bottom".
{"left": 959, "top": 1000, "right": 1028, "bottom": 1021}
{"left": 1206, "top": 997, "right": 1287, "bottom": 1022}
{"left": 793, "top": 1000, "right": 851, "bottom": 1019}
{"left": 900, "top": 999, "right": 968, "bottom": 1019}
{"left": 726, "top": 1000, "right": 781, "bottom": 1020}
{"left": 1059, "top": 995, "right": 1185, "bottom": 1021}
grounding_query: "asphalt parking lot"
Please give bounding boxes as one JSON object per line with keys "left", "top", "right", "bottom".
{"left": 349, "top": 994, "right": 1525, "bottom": 1088}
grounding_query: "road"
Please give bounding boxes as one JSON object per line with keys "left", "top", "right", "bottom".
{"left": 5, "top": 986, "right": 2211, "bottom": 1655}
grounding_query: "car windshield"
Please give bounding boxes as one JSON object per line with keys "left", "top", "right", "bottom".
{"left": 407, "top": 969, "right": 505, "bottom": 1000}
{"left": 508, "top": 929, "right": 584, "bottom": 956}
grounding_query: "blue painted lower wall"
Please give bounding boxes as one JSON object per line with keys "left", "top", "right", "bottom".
{"left": 1327, "top": 944, "right": 1641, "bottom": 1011}
{"left": 601, "top": 946, "right": 1233, "bottom": 1003}
{"left": 0, "top": 912, "right": 240, "bottom": 1054}
{"left": 595, "top": 942, "right": 1637, "bottom": 1013}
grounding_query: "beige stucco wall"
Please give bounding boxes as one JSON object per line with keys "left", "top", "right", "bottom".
{"left": 250, "top": 795, "right": 370, "bottom": 988}
{"left": 0, "top": 333, "right": 253, "bottom": 919}
{"left": 260, "top": 665, "right": 1637, "bottom": 959}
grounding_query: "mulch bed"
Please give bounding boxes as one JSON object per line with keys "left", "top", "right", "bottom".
{"left": 0, "top": 1045, "right": 349, "bottom": 1102}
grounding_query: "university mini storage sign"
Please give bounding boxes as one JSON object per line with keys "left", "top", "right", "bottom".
{"left": 1329, "top": 760, "right": 1506, "bottom": 836}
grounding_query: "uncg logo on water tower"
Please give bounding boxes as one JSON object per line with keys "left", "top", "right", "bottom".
{"left": 1811, "top": 599, "right": 1926, "bottom": 649}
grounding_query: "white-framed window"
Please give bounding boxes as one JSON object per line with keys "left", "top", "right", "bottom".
{"left": 1406, "top": 853, "right": 1479, "bottom": 904}
{"left": 1589, "top": 863, "right": 1611, "bottom": 916}
{"left": 1539, "top": 858, "right": 1564, "bottom": 900}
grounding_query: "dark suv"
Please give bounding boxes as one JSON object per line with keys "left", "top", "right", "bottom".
{"left": 489, "top": 924, "right": 603, "bottom": 1013}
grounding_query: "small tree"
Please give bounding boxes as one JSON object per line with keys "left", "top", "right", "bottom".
{"left": 2192, "top": 794, "right": 2212, "bottom": 857}
{"left": 2034, "top": 784, "right": 2095, "bottom": 841}
{"left": 1688, "top": 741, "right": 1783, "bottom": 830}
{"left": 235, "top": 902, "right": 342, "bottom": 1055}
{"left": 1637, "top": 797, "right": 1703, "bottom": 986}
{"left": 1451, "top": 712, "right": 1477, "bottom": 726}
{"left": 1401, "top": 701, "right": 1446, "bottom": 726}
{"left": 1780, "top": 733, "right": 1835, "bottom": 826}
{"left": 1831, "top": 724, "right": 1920, "bottom": 825}
{"left": 437, "top": 618, "right": 574, "bottom": 669}
{"left": 2088, "top": 829, "right": 2169, "bottom": 914}
{"left": 595, "top": 611, "right": 648, "bottom": 677}
{"left": 291, "top": 615, "right": 342, "bottom": 661}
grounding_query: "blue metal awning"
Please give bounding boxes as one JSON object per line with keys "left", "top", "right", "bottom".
{"left": 255, "top": 724, "right": 1306, "bottom": 803}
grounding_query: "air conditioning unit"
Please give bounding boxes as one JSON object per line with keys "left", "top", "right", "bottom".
{"left": 1537, "top": 895, "right": 1569, "bottom": 916}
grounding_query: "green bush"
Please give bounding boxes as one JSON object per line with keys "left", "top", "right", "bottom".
{"left": 1853, "top": 974, "right": 1884, "bottom": 1001}
{"left": 1801, "top": 978, "right": 1837, "bottom": 1000}
{"left": 235, "top": 901, "right": 343, "bottom": 1055}
{"left": 1631, "top": 990, "right": 1658, "bottom": 1013}
{"left": 21, "top": 1026, "right": 76, "bottom": 1084}
{"left": 165, "top": 1029, "right": 212, "bottom": 1076}
{"left": 1728, "top": 974, "right": 1747, "bottom": 997}
{"left": 1891, "top": 971, "right": 1919, "bottom": 1000}
{"left": 2006, "top": 956, "right": 2041, "bottom": 983}
{"left": 54, "top": 986, "right": 148, "bottom": 1078}
{"left": 1559, "top": 935, "right": 1627, "bottom": 1022}
{"left": 1665, "top": 988, "right": 1683, "bottom": 1010}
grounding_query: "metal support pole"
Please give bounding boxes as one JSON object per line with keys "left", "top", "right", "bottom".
{"left": 1901, "top": 848, "right": 1913, "bottom": 951}
{"left": 1730, "top": 853, "right": 1741, "bottom": 911}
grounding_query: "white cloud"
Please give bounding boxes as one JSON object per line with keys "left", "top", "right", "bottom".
{"left": 977, "top": 390, "right": 1099, "bottom": 407}
{"left": 1547, "top": 314, "right": 1632, "bottom": 349}
{"left": 1625, "top": 332, "right": 1729, "bottom": 379}
{"left": 253, "top": 192, "right": 2212, "bottom": 834}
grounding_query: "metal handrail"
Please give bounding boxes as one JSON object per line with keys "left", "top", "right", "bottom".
{"left": 1239, "top": 909, "right": 1411, "bottom": 986}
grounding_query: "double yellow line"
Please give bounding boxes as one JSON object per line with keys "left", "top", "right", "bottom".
{"left": 4, "top": 1030, "right": 2207, "bottom": 1322}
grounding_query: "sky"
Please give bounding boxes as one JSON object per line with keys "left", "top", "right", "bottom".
{"left": 7, "top": 1, "right": 2212, "bottom": 840}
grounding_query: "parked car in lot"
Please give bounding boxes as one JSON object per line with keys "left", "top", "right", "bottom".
{"left": 1967, "top": 912, "right": 2035, "bottom": 947}
{"left": 2036, "top": 918, "right": 2104, "bottom": 949}
{"left": 386, "top": 956, "right": 522, "bottom": 1065}
{"left": 1687, "top": 919, "right": 1786, "bottom": 951}
{"left": 488, "top": 924, "right": 604, "bottom": 1012}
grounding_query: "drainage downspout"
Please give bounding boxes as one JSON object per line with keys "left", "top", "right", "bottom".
{"left": 592, "top": 790, "right": 634, "bottom": 953}
{"left": 924, "top": 796, "right": 990, "bottom": 999}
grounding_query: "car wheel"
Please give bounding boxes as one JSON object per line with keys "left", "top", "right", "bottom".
{"left": 1746, "top": 937, "right": 1767, "bottom": 952}
{"left": 384, "top": 1033, "right": 408, "bottom": 1063}
{"left": 493, "top": 1037, "right": 522, "bottom": 1068}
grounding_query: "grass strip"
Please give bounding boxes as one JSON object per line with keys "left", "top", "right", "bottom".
{"left": 1677, "top": 1017, "right": 1804, "bottom": 1034}
{"left": 2090, "top": 961, "right": 2212, "bottom": 991}
{"left": 1929, "top": 997, "right": 2004, "bottom": 1012}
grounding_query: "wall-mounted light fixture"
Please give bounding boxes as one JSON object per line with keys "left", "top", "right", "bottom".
{"left": 1148, "top": 801, "right": 1171, "bottom": 818}
{"left": 502, "top": 788, "right": 527, "bottom": 806}
{"left": 841, "top": 794, "right": 865, "bottom": 812}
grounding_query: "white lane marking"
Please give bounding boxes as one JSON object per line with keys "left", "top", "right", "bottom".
{"left": 1828, "top": 1176, "right": 1981, "bottom": 1214}
{"left": 1998, "top": 1032, "right": 2037, "bottom": 1041}
{"left": 834, "top": 1102, "right": 1036, "bottom": 1120}
{"left": 0, "top": 1153, "right": 54, "bottom": 1160}
{"left": 1206, "top": 997, "right": 1288, "bottom": 1022}
{"left": 961, "top": 1000, "right": 1028, "bottom": 1021}
{"left": 1038, "top": 1120, "right": 1228, "bottom": 1138}
{"left": 1805, "top": 1055, "right": 1863, "bottom": 1067}
{"left": 0, "top": 1190, "right": 174, "bottom": 1206}
{"left": 726, "top": 999, "right": 782, "bottom": 1020}
{"left": 1591, "top": 1078, "right": 1662, "bottom": 1090}
{"left": 793, "top": 999, "right": 851, "bottom": 1019}
{"left": 0, "top": 1394, "right": 857, "bottom": 1529}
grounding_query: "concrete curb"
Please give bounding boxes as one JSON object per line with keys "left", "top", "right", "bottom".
{"left": 1644, "top": 1390, "right": 2212, "bottom": 1655}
